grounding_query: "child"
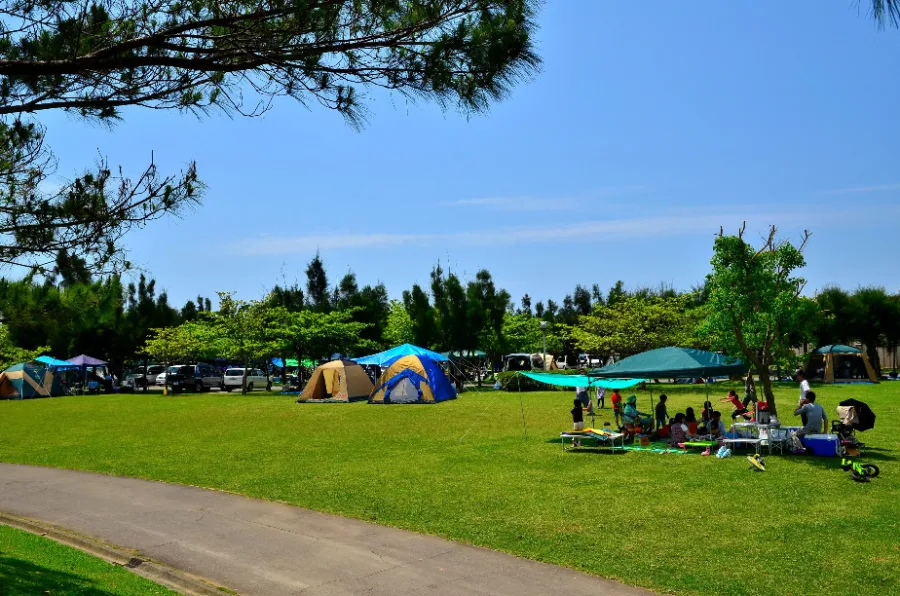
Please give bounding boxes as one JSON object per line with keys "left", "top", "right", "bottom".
{"left": 655, "top": 394, "right": 669, "bottom": 430}
{"left": 668, "top": 413, "right": 697, "bottom": 447}
{"left": 610, "top": 389, "right": 623, "bottom": 427}
{"left": 685, "top": 407, "right": 699, "bottom": 435}
{"left": 708, "top": 411, "right": 727, "bottom": 438}
{"left": 571, "top": 398, "right": 585, "bottom": 431}
{"left": 596, "top": 386, "right": 606, "bottom": 410}
{"left": 721, "top": 389, "right": 752, "bottom": 420}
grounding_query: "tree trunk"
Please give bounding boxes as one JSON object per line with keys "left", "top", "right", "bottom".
{"left": 757, "top": 364, "right": 778, "bottom": 418}
{"left": 864, "top": 343, "right": 881, "bottom": 377}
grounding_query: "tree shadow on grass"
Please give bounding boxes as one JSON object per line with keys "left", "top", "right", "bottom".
{"left": 0, "top": 553, "right": 126, "bottom": 596}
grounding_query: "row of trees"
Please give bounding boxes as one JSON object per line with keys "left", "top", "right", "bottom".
{"left": 1, "top": 228, "right": 898, "bottom": 405}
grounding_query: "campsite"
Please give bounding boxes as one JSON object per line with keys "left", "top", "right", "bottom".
{"left": 1, "top": 2, "right": 900, "bottom": 596}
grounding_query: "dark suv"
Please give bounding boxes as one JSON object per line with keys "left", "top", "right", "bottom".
{"left": 165, "top": 363, "right": 222, "bottom": 393}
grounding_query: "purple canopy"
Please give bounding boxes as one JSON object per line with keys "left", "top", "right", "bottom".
{"left": 66, "top": 354, "right": 108, "bottom": 367}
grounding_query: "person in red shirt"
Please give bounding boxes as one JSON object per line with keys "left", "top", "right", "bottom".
{"left": 720, "top": 390, "right": 752, "bottom": 421}
{"left": 610, "top": 389, "right": 623, "bottom": 427}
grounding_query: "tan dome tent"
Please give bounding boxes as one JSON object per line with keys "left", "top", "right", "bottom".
{"left": 805, "top": 345, "right": 878, "bottom": 384}
{"left": 297, "top": 359, "right": 374, "bottom": 402}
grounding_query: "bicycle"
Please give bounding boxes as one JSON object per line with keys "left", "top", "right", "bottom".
{"left": 840, "top": 458, "right": 879, "bottom": 483}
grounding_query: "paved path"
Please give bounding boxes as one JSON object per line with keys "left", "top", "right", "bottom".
{"left": 0, "top": 464, "right": 653, "bottom": 596}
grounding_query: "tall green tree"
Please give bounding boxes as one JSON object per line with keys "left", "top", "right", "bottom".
{"left": 0, "top": 1, "right": 538, "bottom": 274}
{"left": 570, "top": 295, "right": 700, "bottom": 360}
{"left": 701, "top": 225, "right": 818, "bottom": 417}
{"left": 305, "top": 253, "right": 331, "bottom": 312}
{"left": 403, "top": 284, "right": 437, "bottom": 348}
{"left": 384, "top": 300, "right": 415, "bottom": 347}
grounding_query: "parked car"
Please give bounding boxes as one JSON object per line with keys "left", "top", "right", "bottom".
{"left": 121, "top": 365, "right": 166, "bottom": 391}
{"left": 155, "top": 372, "right": 167, "bottom": 386}
{"left": 222, "top": 368, "right": 271, "bottom": 392}
{"left": 165, "top": 363, "right": 222, "bottom": 393}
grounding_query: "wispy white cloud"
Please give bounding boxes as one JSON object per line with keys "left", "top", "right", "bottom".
{"left": 234, "top": 209, "right": 829, "bottom": 257}
{"left": 824, "top": 183, "right": 900, "bottom": 195}
{"left": 443, "top": 196, "right": 579, "bottom": 211}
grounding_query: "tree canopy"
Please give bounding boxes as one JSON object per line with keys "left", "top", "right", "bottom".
{"left": 0, "top": 1, "right": 539, "bottom": 273}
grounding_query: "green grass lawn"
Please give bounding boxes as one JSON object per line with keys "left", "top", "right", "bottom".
{"left": 0, "top": 524, "right": 176, "bottom": 595}
{"left": 0, "top": 382, "right": 898, "bottom": 596}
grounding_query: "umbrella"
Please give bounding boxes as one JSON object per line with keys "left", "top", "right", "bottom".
{"left": 839, "top": 398, "right": 876, "bottom": 432}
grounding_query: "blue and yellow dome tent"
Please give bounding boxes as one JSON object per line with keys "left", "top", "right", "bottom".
{"left": 369, "top": 355, "right": 456, "bottom": 404}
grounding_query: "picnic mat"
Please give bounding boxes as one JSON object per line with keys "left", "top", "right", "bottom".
{"left": 619, "top": 441, "right": 693, "bottom": 454}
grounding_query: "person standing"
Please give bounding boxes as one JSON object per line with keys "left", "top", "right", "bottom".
{"left": 610, "top": 389, "right": 623, "bottom": 427}
{"left": 596, "top": 386, "right": 606, "bottom": 409}
{"left": 796, "top": 370, "right": 811, "bottom": 426}
{"left": 575, "top": 369, "right": 591, "bottom": 410}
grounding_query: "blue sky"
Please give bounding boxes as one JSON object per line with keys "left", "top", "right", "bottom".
{"left": 43, "top": 1, "right": 900, "bottom": 309}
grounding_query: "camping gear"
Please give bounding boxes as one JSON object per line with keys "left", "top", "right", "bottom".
{"left": 832, "top": 405, "right": 868, "bottom": 455}
{"left": 35, "top": 355, "right": 79, "bottom": 369}
{"left": 800, "top": 434, "right": 840, "bottom": 457}
{"left": 559, "top": 428, "right": 625, "bottom": 451}
{"left": 355, "top": 343, "right": 448, "bottom": 367}
{"left": 519, "top": 372, "right": 646, "bottom": 390}
{"left": 369, "top": 355, "right": 456, "bottom": 404}
{"left": 589, "top": 347, "right": 746, "bottom": 379}
{"left": 838, "top": 399, "right": 876, "bottom": 432}
{"left": 297, "top": 359, "right": 374, "bottom": 403}
{"left": 66, "top": 354, "right": 108, "bottom": 367}
{"left": 804, "top": 345, "right": 878, "bottom": 383}
{"left": 0, "top": 363, "right": 65, "bottom": 399}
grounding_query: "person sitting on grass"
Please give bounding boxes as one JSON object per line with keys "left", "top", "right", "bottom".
{"left": 700, "top": 400, "right": 714, "bottom": 428}
{"left": 655, "top": 394, "right": 669, "bottom": 431}
{"left": 721, "top": 389, "right": 752, "bottom": 421}
{"left": 790, "top": 391, "right": 827, "bottom": 454}
{"left": 707, "top": 411, "right": 728, "bottom": 438}
{"left": 622, "top": 395, "right": 650, "bottom": 441}
{"left": 668, "top": 413, "right": 697, "bottom": 447}
{"left": 685, "top": 407, "right": 699, "bottom": 435}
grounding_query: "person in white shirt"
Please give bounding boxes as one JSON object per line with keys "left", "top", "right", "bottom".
{"left": 796, "top": 370, "right": 811, "bottom": 426}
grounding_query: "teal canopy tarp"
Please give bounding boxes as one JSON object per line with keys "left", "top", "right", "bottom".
{"left": 590, "top": 347, "right": 746, "bottom": 379}
{"left": 813, "top": 344, "right": 860, "bottom": 355}
{"left": 356, "top": 343, "right": 448, "bottom": 367}
{"left": 521, "top": 372, "right": 646, "bottom": 389}
{"left": 35, "top": 355, "right": 79, "bottom": 369}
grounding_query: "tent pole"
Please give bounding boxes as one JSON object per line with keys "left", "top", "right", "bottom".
{"left": 518, "top": 373, "right": 527, "bottom": 441}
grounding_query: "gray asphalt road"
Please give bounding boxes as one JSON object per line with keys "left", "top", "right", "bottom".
{"left": 0, "top": 464, "right": 654, "bottom": 596}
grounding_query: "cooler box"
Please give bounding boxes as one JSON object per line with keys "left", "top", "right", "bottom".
{"left": 801, "top": 433, "right": 840, "bottom": 457}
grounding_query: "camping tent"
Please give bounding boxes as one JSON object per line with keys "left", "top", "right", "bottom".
{"left": 805, "top": 345, "right": 877, "bottom": 383}
{"left": 0, "top": 363, "right": 64, "bottom": 399}
{"left": 369, "top": 355, "right": 456, "bottom": 404}
{"left": 297, "top": 359, "right": 374, "bottom": 402}
{"left": 589, "top": 347, "right": 746, "bottom": 379}
{"left": 355, "top": 344, "right": 448, "bottom": 367}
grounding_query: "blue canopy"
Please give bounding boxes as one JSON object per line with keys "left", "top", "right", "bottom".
{"left": 35, "top": 355, "right": 79, "bottom": 370}
{"left": 520, "top": 372, "right": 647, "bottom": 389}
{"left": 355, "top": 343, "right": 448, "bottom": 367}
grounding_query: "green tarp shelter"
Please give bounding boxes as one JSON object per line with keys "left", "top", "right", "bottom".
{"left": 589, "top": 347, "right": 746, "bottom": 379}
{"left": 520, "top": 372, "right": 646, "bottom": 389}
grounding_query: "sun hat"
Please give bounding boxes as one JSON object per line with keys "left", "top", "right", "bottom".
{"left": 626, "top": 395, "right": 637, "bottom": 404}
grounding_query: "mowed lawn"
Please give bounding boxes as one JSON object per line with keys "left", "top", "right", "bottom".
{"left": 0, "top": 382, "right": 898, "bottom": 596}
{"left": 0, "top": 524, "right": 176, "bottom": 595}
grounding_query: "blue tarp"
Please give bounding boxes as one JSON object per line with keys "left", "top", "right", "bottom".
{"left": 355, "top": 343, "right": 448, "bottom": 367}
{"left": 35, "top": 355, "right": 79, "bottom": 370}
{"left": 520, "top": 372, "right": 647, "bottom": 389}
{"left": 590, "top": 347, "right": 746, "bottom": 379}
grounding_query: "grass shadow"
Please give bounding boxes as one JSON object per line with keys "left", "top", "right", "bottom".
{"left": 0, "top": 553, "right": 126, "bottom": 596}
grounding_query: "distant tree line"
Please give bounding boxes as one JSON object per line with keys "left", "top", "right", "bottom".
{"left": 0, "top": 240, "right": 898, "bottom": 387}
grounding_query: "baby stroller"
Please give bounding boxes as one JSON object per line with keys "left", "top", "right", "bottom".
{"left": 832, "top": 399, "right": 876, "bottom": 457}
